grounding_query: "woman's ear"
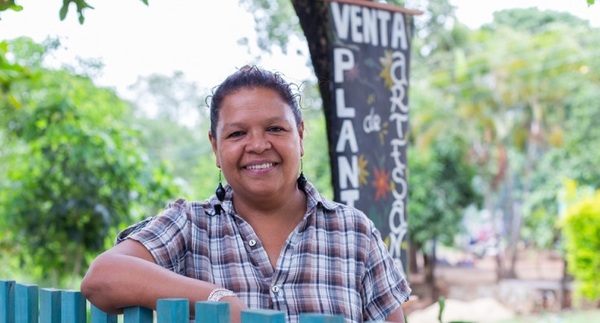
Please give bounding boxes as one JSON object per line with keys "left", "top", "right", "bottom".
{"left": 298, "top": 121, "right": 305, "bottom": 157}
{"left": 209, "top": 131, "right": 220, "bottom": 167}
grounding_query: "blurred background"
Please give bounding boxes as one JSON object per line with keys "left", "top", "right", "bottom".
{"left": 1, "top": 1, "right": 600, "bottom": 322}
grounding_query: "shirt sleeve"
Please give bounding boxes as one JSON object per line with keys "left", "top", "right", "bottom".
{"left": 361, "top": 226, "right": 411, "bottom": 321}
{"left": 115, "top": 198, "right": 191, "bottom": 275}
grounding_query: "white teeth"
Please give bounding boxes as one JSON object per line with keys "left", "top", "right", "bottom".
{"left": 246, "top": 163, "right": 274, "bottom": 170}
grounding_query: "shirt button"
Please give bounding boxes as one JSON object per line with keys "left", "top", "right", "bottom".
{"left": 271, "top": 285, "right": 280, "bottom": 294}
{"left": 248, "top": 239, "right": 257, "bottom": 247}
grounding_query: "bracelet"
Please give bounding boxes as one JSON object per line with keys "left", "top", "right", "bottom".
{"left": 207, "top": 288, "right": 237, "bottom": 302}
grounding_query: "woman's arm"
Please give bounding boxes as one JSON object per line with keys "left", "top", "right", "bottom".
{"left": 386, "top": 306, "right": 406, "bottom": 323}
{"left": 80, "top": 239, "right": 246, "bottom": 320}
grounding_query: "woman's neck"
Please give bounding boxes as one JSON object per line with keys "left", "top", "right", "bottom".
{"left": 232, "top": 187, "right": 307, "bottom": 225}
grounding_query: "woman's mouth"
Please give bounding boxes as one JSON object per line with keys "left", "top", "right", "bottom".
{"left": 245, "top": 163, "right": 275, "bottom": 170}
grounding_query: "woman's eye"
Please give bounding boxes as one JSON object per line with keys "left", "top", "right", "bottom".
{"left": 268, "top": 126, "right": 284, "bottom": 132}
{"left": 227, "top": 131, "right": 244, "bottom": 138}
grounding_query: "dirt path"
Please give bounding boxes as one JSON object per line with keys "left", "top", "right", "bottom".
{"left": 403, "top": 249, "right": 572, "bottom": 322}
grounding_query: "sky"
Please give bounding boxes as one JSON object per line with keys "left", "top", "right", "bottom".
{"left": 1, "top": 0, "right": 599, "bottom": 101}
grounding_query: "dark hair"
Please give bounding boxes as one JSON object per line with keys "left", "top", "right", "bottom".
{"left": 208, "top": 65, "right": 302, "bottom": 137}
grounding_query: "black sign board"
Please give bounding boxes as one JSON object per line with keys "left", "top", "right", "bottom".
{"left": 326, "top": 0, "right": 412, "bottom": 271}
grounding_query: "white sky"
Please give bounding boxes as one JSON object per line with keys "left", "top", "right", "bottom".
{"left": 1, "top": 0, "right": 599, "bottom": 100}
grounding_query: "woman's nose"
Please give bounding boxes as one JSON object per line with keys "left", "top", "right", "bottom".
{"left": 245, "top": 132, "right": 271, "bottom": 153}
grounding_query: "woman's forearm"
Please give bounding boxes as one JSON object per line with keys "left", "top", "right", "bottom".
{"left": 81, "top": 251, "right": 218, "bottom": 314}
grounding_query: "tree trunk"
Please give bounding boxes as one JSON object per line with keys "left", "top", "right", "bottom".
{"left": 504, "top": 164, "right": 519, "bottom": 279}
{"left": 423, "top": 240, "right": 439, "bottom": 301}
{"left": 409, "top": 242, "right": 419, "bottom": 274}
{"left": 291, "top": 0, "right": 332, "bottom": 110}
{"left": 560, "top": 256, "right": 571, "bottom": 309}
{"left": 485, "top": 188, "right": 505, "bottom": 281}
{"left": 507, "top": 201, "right": 522, "bottom": 278}
{"left": 291, "top": 0, "right": 335, "bottom": 191}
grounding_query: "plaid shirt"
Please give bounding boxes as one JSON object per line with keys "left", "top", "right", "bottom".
{"left": 117, "top": 182, "right": 411, "bottom": 322}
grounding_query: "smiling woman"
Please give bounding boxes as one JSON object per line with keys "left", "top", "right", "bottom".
{"left": 80, "top": 65, "right": 411, "bottom": 323}
{"left": 210, "top": 87, "right": 304, "bottom": 209}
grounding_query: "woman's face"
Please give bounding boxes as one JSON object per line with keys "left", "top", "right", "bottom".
{"left": 209, "top": 87, "right": 304, "bottom": 201}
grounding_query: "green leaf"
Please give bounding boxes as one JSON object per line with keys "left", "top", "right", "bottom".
{"left": 59, "top": 1, "right": 69, "bottom": 20}
{"left": 0, "top": 0, "right": 22, "bottom": 11}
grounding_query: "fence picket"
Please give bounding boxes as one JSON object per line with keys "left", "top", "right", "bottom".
{"left": 0, "top": 280, "right": 15, "bottom": 323}
{"left": 61, "top": 290, "right": 87, "bottom": 323}
{"left": 123, "top": 306, "right": 153, "bottom": 323}
{"left": 241, "top": 309, "right": 286, "bottom": 323}
{"left": 195, "top": 302, "right": 229, "bottom": 323}
{"left": 16, "top": 283, "right": 38, "bottom": 323}
{"left": 90, "top": 304, "right": 117, "bottom": 323}
{"left": 1, "top": 281, "right": 353, "bottom": 323}
{"left": 40, "top": 288, "right": 61, "bottom": 323}
{"left": 157, "top": 298, "right": 189, "bottom": 323}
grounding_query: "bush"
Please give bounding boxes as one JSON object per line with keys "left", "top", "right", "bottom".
{"left": 562, "top": 185, "right": 600, "bottom": 302}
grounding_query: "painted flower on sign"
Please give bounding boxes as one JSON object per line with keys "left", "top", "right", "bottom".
{"left": 372, "top": 165, "right": 391, "bottom": 201}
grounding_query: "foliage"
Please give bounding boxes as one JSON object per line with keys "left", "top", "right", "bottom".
{"left": 0, "top": 37, "right": 179, "bottom": 287}
{"left": 520, "top": 21, "right": 600, "bottom": 249}
{"left": 411, "top": 0, "right": 466, "bottom": 60}
{"left": 561, "top": 182, "right": 600, "bottom": 302}
{"left": 0, "top": 0, "right": 148, "bottom": 23}
{"left": 0, "top": 0, "right": 22, "bottom": 12}
{"left": 127, "top": 71, "right": 211, "bottom": 199}
{"left": 407, "top": 135, "right": 480, "bottom": 250}
{"left": 299, "top": 83, "right": 333, "bottom": 199}
{"left": 408, "top": 9, "right": 600, "bottom": 280}
{"left": 490, "top": 7, "right": 591, "bottom": 32}
{"left": 238, "top": 0, "right": 300, "bottom": 55}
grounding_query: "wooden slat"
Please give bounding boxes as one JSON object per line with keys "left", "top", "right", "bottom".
{"left": 241, "top": 309, "right": 286, "bottom": 323}
{"left": 0, "top": 280, "right": 15, "bottom": 323}
{"left": 157, "top": 298, "right": 189, "bottom": 323}
{"left": 40, "top": 288, "right": 61, "bottom": 323}
{"left": 90, "top": 304, "right": 117, "bottom": 323}
{"left": 123, "top": 306, "right": 153, "bottom": 323}
{"left": 324, "top": 0, "right": 423, "bottom": 15}
{"left": 16, "top": 283, "right": 39, "bottom": 323}
{"left": 195, "top": 302, "right": 230, "bottom": 323}
{"left": 61, "top": 290, "right": 87, "bottom": 323}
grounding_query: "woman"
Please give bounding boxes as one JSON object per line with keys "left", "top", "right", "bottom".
{"left": 81, "top": 65, "right": 411, "bottom": 322}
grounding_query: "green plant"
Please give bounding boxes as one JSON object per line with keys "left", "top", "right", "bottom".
{"left": 561, "top": 183, "right": 600, "bottom": 302}
{"left": 437, "top": 296, "right": 476, "bottom": 323}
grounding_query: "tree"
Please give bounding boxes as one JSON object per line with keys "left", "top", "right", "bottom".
{"left": 0, "top": 37, "right": 179, "bottom": 287}
{"left": 407, "top": 134, "right": 480, "bottom": 297}
{"left": 415, "top": 8, "right": 600, "bottom": 280}
{"left": 127, "top": 72, "right": 212, "bottom": 198}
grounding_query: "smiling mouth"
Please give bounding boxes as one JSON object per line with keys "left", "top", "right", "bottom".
{"left": 245, "top": 163, "right": 275, "bottom": 170}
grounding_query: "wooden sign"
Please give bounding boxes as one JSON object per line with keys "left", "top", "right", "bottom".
{"left": 326, "top": 0, "right": 416, "bottom": 271}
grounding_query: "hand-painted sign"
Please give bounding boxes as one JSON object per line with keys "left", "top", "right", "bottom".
{"left": 326, "top": 0, "right": 414, "bottom": 271}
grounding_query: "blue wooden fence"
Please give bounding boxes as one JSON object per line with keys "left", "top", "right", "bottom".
{"left": 1, "top": 280, "right": 350, "bottom": 323}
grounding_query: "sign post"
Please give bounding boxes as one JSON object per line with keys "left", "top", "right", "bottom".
{"left": 325, "top": 0, "right": 419, "bottom": 272}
